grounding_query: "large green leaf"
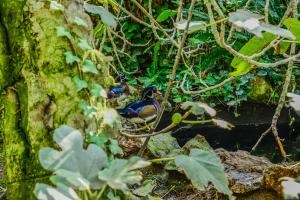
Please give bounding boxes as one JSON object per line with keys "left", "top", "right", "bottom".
{"left": 174, "top": 149, "right": 232, "bottom": 197}
{"left": 34, "top": 183, "right": 80, "bottom": 200}
{"left": 98, "top": 157, "right": 150, "bottom": 190}
{"left": 39, "top": 125, "right": 108, "bottom": 190}
{"left": 156, "top": 9, "right": 176, "bottom": 22}
{"left": 83, "top": 2, "right": 117, "bottom": 28}
{"left": 279, "top": 18, "right": 300, "bottom": 54}
{"left": 230, "top": 32, "right": 276, "bottom": 76}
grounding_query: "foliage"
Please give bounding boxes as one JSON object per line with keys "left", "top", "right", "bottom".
{"left": 35, "top": 125, "right": 232, "bottom": 199}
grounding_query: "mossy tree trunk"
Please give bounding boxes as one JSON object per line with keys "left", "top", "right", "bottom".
{"left": 0, "top": 0, "right": 88, "bottom": 199}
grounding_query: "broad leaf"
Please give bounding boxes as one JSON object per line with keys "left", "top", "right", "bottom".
{"left": 133, "top": 180, "right": 156, "bottom": 197}
{"left": 108, "top": 138, "right": 123, "bottom": 155}
{"left": 107, "top": 191, "right": 121, "bottom": 200}
{"left": 82, "top": 59, "right": 98, "bottom": 74}
{"left": 103, "top": 109, "right": 119, "bottom": 127}
{"left": 83, "top": 2, "right": 117, "bottom": 28}
{"left": 56, "top": 26, "right": 71, "bottom": 39}
{"left": 39, "top": 125, "right": 108, "bottom": 189}
{"left": 230, "top": 32, "right": 276, "bottom": 76}
{"left": 72, "top": 76, "right": 88, "bottom": 91}
{"left": 98, "top": 157, "right": 150, "bottom": 190}
{"left": 91, "top": 83, "right": 107, "bottom": 98}
{"left": 174, "top": 149, "right": 232, "bottom": 197}
{"left": 34, "top": 183, "right": 80, "bottom": 200}
{"left": 229, "top": 9, "right": 295, "bottom": 39}
{"left": 156, "top": 9, "right": 176, "bottom": 22}
{"left": 78, "top": 39, "right": 92, "bottom": 50}
{"left": 64, "top": 51, "right": 80, "bottom": 64}
{"left": 55, "top": 169, "right": 90, "bottom": 190}
{"left": 280, "top": 18, "right": 300, "bottom": 54}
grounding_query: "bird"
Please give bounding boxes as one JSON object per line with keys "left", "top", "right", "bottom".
{"left": 117, "top": 86, "right": 161, "bottom": 123}
{"left": 107, "top": 73, "right": 130, "bottom": 102}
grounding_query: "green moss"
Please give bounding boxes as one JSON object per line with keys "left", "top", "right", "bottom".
{"left": 0, "top": 23, "right": 9, "bottom": 91}
{"left": 248, "top": 77, "right": 273, "bottom": 104}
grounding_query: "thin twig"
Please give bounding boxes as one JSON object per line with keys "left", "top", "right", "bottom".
{"left": 137, "top": 1, "right": 196, "bottom": 156}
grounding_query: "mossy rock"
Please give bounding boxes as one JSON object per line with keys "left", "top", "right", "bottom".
{"left": 248, "top": 77, "right": 273, "bottom": 104}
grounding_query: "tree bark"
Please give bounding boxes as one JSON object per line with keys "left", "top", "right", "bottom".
{"left": 0, "top": 1, "right": 87, "bottom": 199}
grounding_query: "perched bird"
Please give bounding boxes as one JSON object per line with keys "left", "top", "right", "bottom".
{"left": 107, "top": 84, "right": 130, "bottom": 100}
{"left": 117, "top": 86, "right": 161, "bottom": 123}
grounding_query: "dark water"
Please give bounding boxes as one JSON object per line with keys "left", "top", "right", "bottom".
{"left": 158, "top": 102, "right": 300, "bottom": 163}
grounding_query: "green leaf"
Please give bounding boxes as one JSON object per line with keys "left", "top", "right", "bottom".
{"left": 56, "top": 26, "right": 71, "bottom": 39}
{"left": 55, "top": 169, "right": 90, "bottom": 190}
{"left": 34, "top": 183, "right": 80, "bottom": 200}
{"left": 72, "top": 76, "right": 88, "bottom": 91}
{"left": 98, "top": 157, "right": 151, "bottom": 190}
{"left": 280, "top": 18, "right": 300, "bottom": 54}
{"left": 87, "top": 132, "right": 109, "bottom": 149}
{"left": 82, "top": 59, "right": 98, "bottom": 74}
{"left": 78, "top": 39, "right": 92, "bottom": 50}
{"left": 73, "top": 16, "right": 88, "bottom": 27}
{"left": 174, "top": 149, "right": 232, "bottom": 197}
{"left": 64, "top": 51, "right": 80, "bottom": 64}
{"left": 230, "top": 32, "right": 276, "bottom": 76}
{"left": 133, "top": 180, "right": 156, "bottom": 197}
{"left": 83, "top": 2, "right": 117, "bottom": 28}
{"left": 108, "top": 138, "right": 123, "bottom": 155}
{"left": 91, "top": 83, "right": 107, "bottom": 98}
{"left": 39, "top": 125, "right": 108, "bottom": 190}
{"left": 79, "top": 101, "right": 97, "bottom": 117}
{"left": 156, "top": 9, "right": 176, "bottom": 22}
{"left": 107, "top": 191, "right": 121, "bottom": 200}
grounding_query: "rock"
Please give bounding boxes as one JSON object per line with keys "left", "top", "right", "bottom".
{"left": 263, "top": 163, "right": 300, "bottom": 196}
{"left": 216, "top": 148, "right": 272, "bottom": 194}
{"left": 248, "top": 77, "right": 273, "bottom": 104}
{"left": 147, "top": 132, "right": 182, "bottom": 158}
{"left": 182, "top": 134, "right": 214, "bottom": 154}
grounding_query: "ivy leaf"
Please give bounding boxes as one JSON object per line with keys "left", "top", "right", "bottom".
{"left": 174, "top": 149, "right": 232, "bottom": 198}
{"left": 156, "top": 9, "right": 176, "bottom": 22}
{"left": 50, "top": 1, "right": 64, "bottom": 11}
{"left": 78, "top": 39, "right": 92, "bottom": 50}
{"left": 34, "top": 183, "right": 80, "bottom": 200}
{"left": 108, "top": 138, "right": 123, "bottom": 155}
{"left": 39, "top": 125, "right": 108, "bottom": 190}
{"left": 72, "top": 76, "right": 88, "bottom": 91}
{"left": 73, "top": 16, "right": 88, "bottom": 27}
{"left": 79, "top": 101, "right": 97, "bottom": 118}
{"left": 56, "top": 26, "right": 71, "bottom": 39}
{"left": 98, "top": 157, "right": 151, "bottom": 190}
{"left": 87, "top": 132, "right": 109, "bottom": 149}
{"left": 83, "top": 2, "right": 117, "bottom": 28}
{"left": 280, "top": 18, "right": 300, "bottom": 54}
{"left": 229, "top": 9, "right": 295, "bottom": 39}
{"left": 91, "top": 83, "right": 107, "bottom": 98}
{"left": 64, "top": 51, "right": 80, "bottom": 64}
{"left": 133, "top": 180, "right": 156, "bottom": 197}
{"left": 55, "top": 169, "right": 90, "bottom": 190}
{"left": 82, "top": 59, "right": 98, "bottom": 74}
